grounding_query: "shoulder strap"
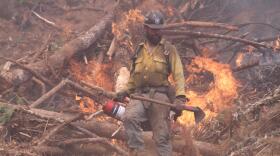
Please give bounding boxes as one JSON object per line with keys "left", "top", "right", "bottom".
{"left": 130, "top": 44, "right": 143, "bottom": 73}
{"left": 163, "top": 42, "right": 172, "bottom": 74}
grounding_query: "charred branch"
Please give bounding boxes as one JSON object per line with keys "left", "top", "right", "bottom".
{"left": 159, "top": 21, "right": 238, "bottom": 31}
{"left": 0, "top": 101, "right": 128, "bottom": 155}
{"left": 0, "top": 99, "right": 222, "bottom": 156}
{"left": 237, "top": 22, "right": 280, "bottom": 32}
{"left": 160, "top": 30, "right": 279, "bottom": 50}
{"left": 32, "top": 77, "right": 47, "bottom": 95}
{"left": 30, "top": 79, "right": 68, "bottom": 108}
{"left": 33, "top": 145, "right": 64, "bottom": 156}
{"left": 0, "top": 56, "right": 54, "bottom": 86}
{"left": 34, "top": 114, "right": 83, "bottom": 146}
{"left": 255, "top": 36, "right": 280, "bottom": 42}
{"left": 57, "top": 138, "right": 108, "bottom": 146}
{"left": 242, "top": 86, "right": 280, "bottom": 115}
{"left": 77, "top": 119, "right": 223, "bottom": 156}
{"left": 30, "top": 79, "right": 108, "bottom": 108}
{"left": 232, "top": 61, "right": 260, "bottom": 72}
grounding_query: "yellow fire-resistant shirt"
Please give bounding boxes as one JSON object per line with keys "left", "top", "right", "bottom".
{"left": 125, "top": 39, "right": 185, "bottom": 97}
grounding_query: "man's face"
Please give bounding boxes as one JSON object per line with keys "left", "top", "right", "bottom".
{"left": 144, "top": 25, "right": 162, "bottom": 45}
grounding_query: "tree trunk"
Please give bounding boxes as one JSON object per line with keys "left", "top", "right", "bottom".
{"left": 75, "top": 120, "right": 224, "bottom": 156}
{"left": 0, "top": 11, "right": 114, "bottom": 86}
{"left": 1, "top": 102, "right": 223, "bottom": 156}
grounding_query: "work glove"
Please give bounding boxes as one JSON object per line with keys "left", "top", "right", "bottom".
{"left": 114, "top": 91, "right": 129, "bottom": 102}
{"left": 172, "top": 96, "right": 189, "bottom": 121}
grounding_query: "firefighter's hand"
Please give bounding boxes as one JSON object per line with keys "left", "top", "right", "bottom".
{"left": 172, "top": 96, "right": 189, "bottom": 121}
{"left": 174, "top": 96, "right": 188, "bottom": 108}
{"left": 114, "top": 91, "right": 129, "bottom": 102}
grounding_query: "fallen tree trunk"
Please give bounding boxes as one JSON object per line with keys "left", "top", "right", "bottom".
{"left": 0, "top": 102, "right": 128, "bottom": 155}
{"left": 76, "top": 120, "right": 223, "bottom": 156}
{"left": 0, "top": 11, "right": 114, "bottom": 86}
{"left": 0, "top": 102, "right": 223, "bottom": 156}
{"left": 30, "top": 79, "right": 112, "bottom": 108}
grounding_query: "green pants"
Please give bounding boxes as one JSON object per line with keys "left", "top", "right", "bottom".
{"left": 122, "top": 92, "right": 172, "bottom": 156}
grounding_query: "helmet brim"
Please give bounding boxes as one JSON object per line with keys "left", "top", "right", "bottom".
{"left": 143, "top": 23, "right": 163, "bottom": 29}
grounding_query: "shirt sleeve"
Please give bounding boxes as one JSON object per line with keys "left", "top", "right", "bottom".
{"left": 168, "top": 45, "right": 186, "bottom": 97}
{"left": 123, "top": 62, "right": 136, "bottom": 94}
{"left": 125, "top": 74, "right": 136, "bottom": 94}
{"left": 123, "top": 44, "right": 144, "bottom": 94}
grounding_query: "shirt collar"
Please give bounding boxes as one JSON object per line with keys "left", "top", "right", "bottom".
{"left": 141, "top": 38, "right": 165, "bottom": 48}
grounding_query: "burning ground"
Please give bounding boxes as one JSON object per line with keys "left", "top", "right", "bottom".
{"left": 0, "top": 0, "right": 280, "bottom": 156}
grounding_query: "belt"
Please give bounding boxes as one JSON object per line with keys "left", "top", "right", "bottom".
{"left": 136, "top": 86, "right": 169, "bottom": 94}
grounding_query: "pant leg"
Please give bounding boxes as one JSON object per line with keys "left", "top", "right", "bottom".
{"left": 148, "top": 92, "right": 172, "bottom": 156}
{"left": 122, "top": 97, "right": 147, "bottom": 150}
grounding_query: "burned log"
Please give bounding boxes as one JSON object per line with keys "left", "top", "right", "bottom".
{"left": 77, "top": 119, "right": 223, "bottom": 156}
{"left": 158, "top": 21, "right": 238, "bottom": 31}
{"left": 0, "top": 101, "right": 223, "bottom": 156}
{"left": 0, "top": 102, "right": 128, "bottom": 155}
{"left": 30, "top": 79, "right": 113, "bottom": 108}
{"left": 0, "top": 10, "right": 115, "bottom": 86}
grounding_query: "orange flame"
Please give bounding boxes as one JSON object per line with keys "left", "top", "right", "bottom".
{"left": 274, "top": 37, "right": 280, "bottom": 51}
{"left": 236, "top": 53, "right": 244, "bottom": 67}
{"left": 178, "top": 57, "right": 239, "bottom": 125}
{"left": 76, "top": 95, "right": 97, "bottom": 113}
{"left": 112, "top": 9, "right": 144, "bottom": 39}
{"left": 70, "top": 60, "right": 113, "bottom": 91}
{"left": 70, "top": 59, "right": 114, "bottom": 113}
{"left": 246, "top": 45, "right": 255, "bottom": 53}
{"left": 112, "top": 9, "right": 144, "bottom": 52}
{"left": 167, "top": 6, "right": 174, "bottom": 16}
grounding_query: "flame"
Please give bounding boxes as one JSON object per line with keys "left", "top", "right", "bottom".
{"left": 112, "top": 9, "right": 144, "bottom": 39}
{"left": 274, "top": 37, "right": 280, "bottom": 51}
{"left": 178, "top": 57, "right": 239, "bottom": 125}
{"left": 112, "top": 9, "right": 144, "bottom": 52}
{"left": 167, "top": 6, "right": 174, "bottom": 16}
{"left": 70, "top": 59, "right": 114, "bottom": 113}
{"left": 70, "top": 60, "right": 113, "bottom": 91}
{"left": 236, "top": 53, "right": 244, "bottom": 67}
{"left": 246, "top": 45, "right": 255, "bottom": 53}
{"left": 76, "top": 95, "right": 97, "bottom": 113}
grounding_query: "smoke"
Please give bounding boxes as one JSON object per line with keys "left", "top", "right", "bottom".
{"left": 169, "top": 0, "right": 279, "bottom": 39}
{"left": 222, "top": 0, "right": 280, "bottom": 38}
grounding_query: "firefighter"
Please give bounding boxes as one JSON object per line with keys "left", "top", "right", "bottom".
{"left": 116, "top": 10, "right": 187, "bottom": 156}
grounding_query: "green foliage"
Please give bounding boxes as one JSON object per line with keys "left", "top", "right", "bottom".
{"left": 0, "top": 106, "right": 14, "bottom": 125}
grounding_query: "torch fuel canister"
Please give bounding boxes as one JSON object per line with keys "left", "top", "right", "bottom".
{"left": 102, "top": 100, "right": 125, "bottom": 120}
